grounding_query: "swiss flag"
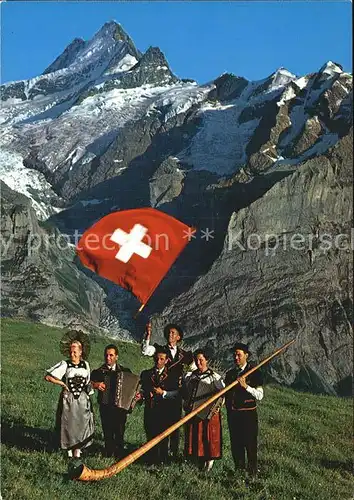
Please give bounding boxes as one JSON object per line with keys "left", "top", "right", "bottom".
{"left": 76, "top": 208, "right": 194, "bottom": 305}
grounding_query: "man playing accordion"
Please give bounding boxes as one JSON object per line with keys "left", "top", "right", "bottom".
{"left": 91, "top": 344, "right": 139, "bottom": 459}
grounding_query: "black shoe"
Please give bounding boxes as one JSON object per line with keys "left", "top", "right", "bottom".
{"left": 67, "top": 459, "right": 85, "bottom": 480}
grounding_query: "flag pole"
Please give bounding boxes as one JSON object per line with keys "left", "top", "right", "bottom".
{"left": 133, "top": 302, "right": 146, "bottom": 319}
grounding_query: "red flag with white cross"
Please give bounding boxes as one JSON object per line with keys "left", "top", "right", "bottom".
{"left": 76, "top": 208, "right": 195, "bottom": 306}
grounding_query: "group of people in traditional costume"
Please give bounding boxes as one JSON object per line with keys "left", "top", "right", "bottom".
{"left": 45, "top": 323, "right": 263, "bottom": 478}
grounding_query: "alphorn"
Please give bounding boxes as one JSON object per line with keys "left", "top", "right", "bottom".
{"left": 71, "top": 338, "right": 296, "bottom": 481}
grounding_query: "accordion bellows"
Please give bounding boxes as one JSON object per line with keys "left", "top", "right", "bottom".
{"left": 102, "top": 371, "right": 140, "bottom": 410}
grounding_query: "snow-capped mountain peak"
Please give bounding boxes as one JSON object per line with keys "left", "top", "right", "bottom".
{"left": 42, "top": 21, "right": 140, "bottom": 77}
{"left": 0, "top": 21, "right": 351, "bottom": 221}
{"left": 320, "top": 60, "right": 343, "bottom": 77}
{"left": 43, "top": 38, "right": 86, "bottom": 75}
{"left": 1, "top": 21, "right": 140, "bottom": 104}
{"left": 270, "top": 67, "right": 297, "bottom": 88}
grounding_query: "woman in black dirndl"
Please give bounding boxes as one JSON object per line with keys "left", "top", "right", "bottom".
{"left": 45, "top": 330, "right": 94, "bottom": 458}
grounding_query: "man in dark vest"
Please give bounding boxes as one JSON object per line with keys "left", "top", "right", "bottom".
{"left": 225, "top": 342, "right": 264, "bottom": 478}
{"left": 142, "top": 322, "right": 194, "bottom": 458}
{"left": 91, "top": 344, "right": 133, "bottom": 459}
{"left": 140, "top": 346, "right": 180, "bottom": 464}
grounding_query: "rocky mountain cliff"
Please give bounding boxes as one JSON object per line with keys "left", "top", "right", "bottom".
{"left": 157, "top": 130, "right": 353, "bottom": 395}
{"left": 0, "top": 21, "right": 352, "bottom": 394}
{"left": 0, "top": 181, "right": 133, "bottom": 339}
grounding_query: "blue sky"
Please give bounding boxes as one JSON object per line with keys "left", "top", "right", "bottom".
{"left": 1, "top": 2, "right": 352, "bottom": 84}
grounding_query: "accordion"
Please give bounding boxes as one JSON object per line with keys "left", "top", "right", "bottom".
{"left": 185, "top": 376, "right": 223, "bottom": 421}
{"left": 102, "top": 370, "right": 140, "bottom": 410}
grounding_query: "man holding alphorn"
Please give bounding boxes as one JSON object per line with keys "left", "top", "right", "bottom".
{"left": 225, "top": 342, "right": 264, "bottom": 478}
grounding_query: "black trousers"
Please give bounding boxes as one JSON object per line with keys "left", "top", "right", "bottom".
{"left": 227, "top": 409, "right": 259, "bottom": 475}
{"left": 144, "top": 407, "right": 169, "bottom": 464}
{"left": 99, "top": 405, "right": 127, "bottom": 458}
{"left": 143, "top": 398, "right": 182, "bottom": 463}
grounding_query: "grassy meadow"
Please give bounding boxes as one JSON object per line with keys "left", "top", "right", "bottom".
{"left": 1, "top": 318, "right": 353, "bottom": 499}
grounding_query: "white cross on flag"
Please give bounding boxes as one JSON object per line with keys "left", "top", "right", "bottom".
{"left": 76, "top": 208, "right": 194, "bottom": 305}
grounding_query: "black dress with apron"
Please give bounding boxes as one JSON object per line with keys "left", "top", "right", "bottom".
{"left": 47, "top": 359, "right": 94, "bottom": 450}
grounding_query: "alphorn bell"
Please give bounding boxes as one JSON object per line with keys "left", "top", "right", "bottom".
{"left": 71, "top": 338, "right": 296, "bottom": 481}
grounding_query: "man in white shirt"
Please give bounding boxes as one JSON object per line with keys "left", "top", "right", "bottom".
{"left": 225, "top": 342, "right": 264, "bottom": 478}
{"left": 141, "top": 322, "right": 194, "bottom": 458}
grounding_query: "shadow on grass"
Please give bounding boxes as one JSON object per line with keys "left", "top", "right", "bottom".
{"left": 1, "top": 418, "right": 106, "bottom": 456}
{"left": 320, "top": 459, "right": 353, "bottom": 474}
{"left": 2, "top": 418, "right": 201, "bottom": 477}
{"left": 1, "top": 417, "right": 58, "bottom": 452}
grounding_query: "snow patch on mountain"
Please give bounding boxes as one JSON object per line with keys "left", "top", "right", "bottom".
{"left": 0, "top": 149, "right": 62, "bottom": 219}
{"left": 270, "top": 68, "right": 296, "bottom": 90}
{"left": 146, "top": 83, "right": 212, "bottom": 122}
{"left": 103, "top": 54, "right": 138, "bottom": 75}
{"left": 176, "top": 78, "right": 287, "bottom": 175}
{"left": 321, "top": 61, "right": 343, "bottom": 79}
{"left": 278, "top": 102, "right": 308, "bottom": 150}
{"left": 299, "top": 131, "right": 339, "bottom": 158}
{"left": 0, "top": 85, "right": 82, "bottom": 125}
{"left": 5, "top": 82, "right": 210, "bottom": 176}
{"left": 178, "top": 100, "right": 260, "bottom": 175}
{"left": 336, "top": 80, "right": 351, "bottom": 95}
{"left": 268, "top": 131, "right": 339, "bottom": 170}
{"left": 294, "top": 76, "right": 309, "bottom": 90}
{"left": 278, "top": 86, "right": 297, "bottom": 106}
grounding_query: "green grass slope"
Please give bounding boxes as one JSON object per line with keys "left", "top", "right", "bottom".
{"left": 1, "top": 319, "right": 352, "bottom": 499}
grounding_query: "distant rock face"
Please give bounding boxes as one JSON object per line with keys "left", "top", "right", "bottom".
{"left": 1, "top": 81, "right": 27, "bottom": 102}
{"left": 158, "top": 131, "right": 353, "bottom": 396}
{"left": 149, "top": 157, "right": 185, "bottom": 207}
{"left": 211, "top": 73, "right": 249, "bottom": 101}
{"left": 246, "top": 99, "right": 292, "bottom": 172}
{"left": 0, "top": 22, "right": 352, "bottom": 394}
{"left": 0, "top": 181, "right": 132, "bottom": 339}
{"left": 43, "top": 38, "right": 86, "bottom": 75}
{"left": 77, "top": 46, "right": 179, "bottom": 103}
{"left": 109, "top": 21, "right": 142, "bottom": 60}
{"left": 126, "top": 46, "right": 178, "bottom": 86}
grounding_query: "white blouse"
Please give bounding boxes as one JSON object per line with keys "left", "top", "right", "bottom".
{"left": 47, "top": 360, "right": 92, "bottom": 398}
